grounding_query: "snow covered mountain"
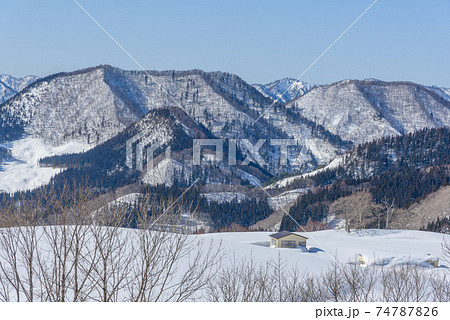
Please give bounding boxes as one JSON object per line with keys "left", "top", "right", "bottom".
{"left": 0, "top": 66, "right": 145, "bottom": 145}
{"left": 1, "top": 66, "right": 449, "bottom": 192}
{"left": 253, "top": 78, "right": 312, "bottom": 103}
{"left": 286, "top": 79, "right": 450, "bottom": 144}
{"left": 37, "top": 107, "right": 272, "bottom": 191}
{"left": 0, "top": 65, "right": 272, "bottom": 146}
{"left": 0, "top": 74, "right": 38, "bottom": 104}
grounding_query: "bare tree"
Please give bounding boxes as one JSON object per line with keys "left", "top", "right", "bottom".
{"left": 323, "top": 261, "right": 345, "bottom": 301}
{"left": 31, "top": 184, "right": 101, "bottom": 301}
{"left": 206, "top": 254, "right": 272, "bottom": 302}
{"left": 352, "top": 193, "right": 376, "bottom": 230}
{"left": 379, "top": 263, "right": 431, "bottom": 302}
{"left": 333, "top": 197, "right": 355, "bottom": 232}
{"left": 124, "top": 196, "right": 222, "bottom": 302}
{"left": 442, "top": 237, "right": 450, "bottom": 263}
{"left": 297, "top": 272, "right": 328, "bottom": 302}
{"left": 381, "top": 197, "right": 397, "bottom": 229}
{"left": 0, "top": 195, "right": 44, "bottom": 301}
{"left": 430, "top": 273, "right": 450, "bottom": 302}
{"left": 333, "top": 192, "right": 376, "bottom": 231}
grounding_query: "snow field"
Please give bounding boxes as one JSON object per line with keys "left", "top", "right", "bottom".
{"left": 0, "top": 138, "right": 90, "bottom": 193}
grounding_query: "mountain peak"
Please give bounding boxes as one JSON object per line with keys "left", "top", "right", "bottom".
{"left": 252, "top": 78, "right": 312, "bottom": 103}
{"left": 0, "top": 74, "right": 39, "bottom": 104}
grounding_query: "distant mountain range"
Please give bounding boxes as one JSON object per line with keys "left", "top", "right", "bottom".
{"left": 428, "top": 86, "right": 450, "bottom": 101}
{"left": 0, "top": 65, "right": 449, "bottom": 190}
{"left": 0, "top": 74, "right": 38, "bottom": 104}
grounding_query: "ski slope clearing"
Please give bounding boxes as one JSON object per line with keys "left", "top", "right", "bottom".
{"left": 0, "top": 138, "right": 90, "bottom": 193}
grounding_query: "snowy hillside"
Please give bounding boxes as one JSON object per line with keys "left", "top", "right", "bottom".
{"left": 267, "top": 188, "right": 308, "bottom": 209}
{"left": 142, "top": 158, "right": 186, "bottom": 186}
{"left": 0, "top": 67, "right": 143, "bottom": 146}
{"left": 0, "top": 66, "right": 295, "bottom": 174}
{"left": 0, "top": 65, "right": 353, "bottom": 184}
{"left": 36, "top": 107, "right": 274, "bottom": 191}
{"left": 257, "top": 99, "right": 348, "bottom": 169}
{"left": 253, "top": 78, "right": 312, "bottom": 103}
{"left": 0, "top": 66, "right": 271, "bottom": 147}
{"left": 0, "top": 74, "right": 38, "bottom": 104}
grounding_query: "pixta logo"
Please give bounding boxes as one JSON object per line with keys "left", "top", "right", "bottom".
{"left": 126, "top": 135, "right": 307, "bottom": 171}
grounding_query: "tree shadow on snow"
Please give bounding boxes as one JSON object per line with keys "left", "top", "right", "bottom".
{"left": 307, "top": 247, "right": 324, "bottom": 253}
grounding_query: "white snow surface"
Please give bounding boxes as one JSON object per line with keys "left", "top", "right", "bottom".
{"left": 1, "top": 227, "right": 446, "bottom": 275}
{"left": 200, "top": 229, "right": 449, "bottom": 272}
{"left": 0, "top": 227, "right": 447, "bottom": 301}
{"left": 0, "top": 138, "right": 90, "bottom": 193}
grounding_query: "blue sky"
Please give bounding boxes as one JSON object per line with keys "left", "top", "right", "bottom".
{"left": 1, "top": 0, "right": 449, "bottom": 87}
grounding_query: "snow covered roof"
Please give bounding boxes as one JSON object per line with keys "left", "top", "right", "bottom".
{"left": 269, "top": 230, "right": 308, "bottom": 240}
